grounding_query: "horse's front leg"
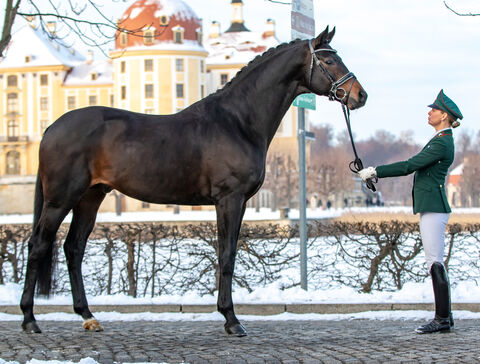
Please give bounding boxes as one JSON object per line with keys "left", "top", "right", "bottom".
{"left": 215, "top": 194, "right": 247, "bottom": 337}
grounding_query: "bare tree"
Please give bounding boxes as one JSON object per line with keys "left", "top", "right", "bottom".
{"left": 307, "top": 147, "right": 353, "bottom": 207}
{"left": 444, "top": 1, "right": 480, "bottom": 16}
{"left": 1, "top": 0, "right": 167, "bottom": 57}
{"left": 263, "top": 153, "right": 298, "bottom": 210}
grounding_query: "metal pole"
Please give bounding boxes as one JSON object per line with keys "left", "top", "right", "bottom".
{"left": 297, "top": 107, "right": 308, "bottom": 290}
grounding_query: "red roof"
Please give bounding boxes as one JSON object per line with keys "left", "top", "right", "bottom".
{"left": 116, "top": 0, "right": 201, "bottom": 49}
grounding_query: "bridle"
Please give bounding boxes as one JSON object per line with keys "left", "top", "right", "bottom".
{"left": 307, "top": 39, "right": 356, "bottom": 103}
{"left": 307, "top": 39, "right": 378, "bottom": 192}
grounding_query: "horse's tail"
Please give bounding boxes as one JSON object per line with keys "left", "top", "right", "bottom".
{"left": 33, "top": 170, "right": 43, "bottom": 228}
{"left": 33, "top": 171, "right": 56, "bottom": 297}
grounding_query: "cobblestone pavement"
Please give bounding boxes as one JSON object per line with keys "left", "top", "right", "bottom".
{"left": 1, "top": 319, "right": 479, "bottom": 363}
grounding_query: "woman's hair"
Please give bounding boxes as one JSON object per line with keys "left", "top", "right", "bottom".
{"left": 448, "top": 115, "right": 460, "bottom": 128}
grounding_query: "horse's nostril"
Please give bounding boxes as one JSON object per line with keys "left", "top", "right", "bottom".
{"left": 359, "top": 90, "right": 368, "bottom": 102}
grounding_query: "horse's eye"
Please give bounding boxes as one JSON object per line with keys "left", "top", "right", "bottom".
{"left": 325, "top": 59, "right": 334, "bottom": 65}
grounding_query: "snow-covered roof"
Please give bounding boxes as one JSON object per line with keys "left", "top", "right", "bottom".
{"left": 116, "top": 0, "right": 202, "bottom": 50}
{"left": 122, "top": 0, "right": 197, "bottom": 22}
{"left": 450, "top": 163, "right": 464, "bottom": 176}
{"left": 64, "top": 60, "right": 113, "bottom": 86}
{"left": 206, "top": 30, "right": 279, "bottom": 66}
{"left": 0, "top": 25, "right": 85, "bottom": 69}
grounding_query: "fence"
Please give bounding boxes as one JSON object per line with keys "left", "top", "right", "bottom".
{"left": 1, "top": 221, "right": 479, "bottom": 297}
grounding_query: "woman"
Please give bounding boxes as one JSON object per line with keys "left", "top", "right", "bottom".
{"left": 358, "top": 89, "right": 463, "bottom": 334}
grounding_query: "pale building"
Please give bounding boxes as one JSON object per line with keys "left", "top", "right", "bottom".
{"left": 446, "top": 163, "right": 463, "bottom": 208}
{"left": 0, "top": 0, "right": 305, "bottom": 214}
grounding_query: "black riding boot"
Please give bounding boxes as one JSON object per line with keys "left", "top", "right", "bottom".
{"left": 415, "top": 262, "right": 452, "bottom": 334}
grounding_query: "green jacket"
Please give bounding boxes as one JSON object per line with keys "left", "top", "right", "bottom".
{"left": 376, "top": 129, "right": 454, "bottom": 214}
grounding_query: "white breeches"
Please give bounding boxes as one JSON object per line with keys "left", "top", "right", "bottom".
{"left": 419, "top": 212, "right": 450, "bottom": 270}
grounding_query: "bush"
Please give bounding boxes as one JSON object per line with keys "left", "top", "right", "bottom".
{"left": 0, "top": 221, "right": 479, "bottom": 297}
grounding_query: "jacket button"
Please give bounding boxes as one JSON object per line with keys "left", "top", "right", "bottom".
{"left": 440, "top": 185, "right": 443, "bottom": 188}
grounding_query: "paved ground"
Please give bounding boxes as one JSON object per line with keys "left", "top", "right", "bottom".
{"left": 1, "top": 319, "right": 479, "bottom": 363}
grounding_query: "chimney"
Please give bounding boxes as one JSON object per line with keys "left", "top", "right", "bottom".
{"left": 87, "top": 50, "right": 93, "bottom": 65}
{"left": 210, "top": 21, "right": 220, "bottom": 38}
{"left": 46, "top": 21, "right": 56, "bottom": 37}
{"left": 263, "top": 19, "right": 275, "bottom": 38}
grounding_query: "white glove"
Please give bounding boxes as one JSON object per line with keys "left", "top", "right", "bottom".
{"left": 358, "top": 167, "right": 376, "bottom": 181}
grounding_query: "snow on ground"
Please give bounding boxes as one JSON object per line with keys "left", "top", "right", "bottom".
{"left": 1, "top": 206, "right": 478, "bottom": 225}
{"left": 2, "top": 279, "right": 480, "bottom": 308}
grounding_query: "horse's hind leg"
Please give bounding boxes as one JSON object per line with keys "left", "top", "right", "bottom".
{"left": 63, "top": 185, "right": 106, "bottom": 332}
{"left": 20, "top": 204, "right": 71, "bottom": 333}
{"left": 215, "top": 193, "right": 247, "bottom": 337}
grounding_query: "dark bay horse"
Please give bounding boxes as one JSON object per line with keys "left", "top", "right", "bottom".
{"left": 20, "top": 26, "right": 367, "bottom": 336}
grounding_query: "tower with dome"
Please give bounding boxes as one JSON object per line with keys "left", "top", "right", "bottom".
{"left": 0, "top": 0, "right": 300, "bottom": 214}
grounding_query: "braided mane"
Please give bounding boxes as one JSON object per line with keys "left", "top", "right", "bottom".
{"left": 212, "top": 39, "right": 305, "bottom": 95}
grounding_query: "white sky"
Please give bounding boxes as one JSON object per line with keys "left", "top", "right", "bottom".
{"left": 8, "top": 0, "right": 480, "bottom": 143}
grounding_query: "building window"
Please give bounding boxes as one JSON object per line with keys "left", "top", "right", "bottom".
{"left": 143, "top": 28, "right": 155, "bottom": 45}
{"left": 201, "top": 85, "right": 205, "bottom": 99}
{"left": 121, "top": 86, "right": 126, "bottom": 100}
{"left": 176, "top": 84, "right": 184, "bottom": 98}
{"left": 142, "top": 202, "right": 150, "bottom": 208}
{"left": 91, "top": 73, "right": 98, "bottom": 81}
{"left": 40, "top": 97, "right": 48, "bottom": 111}
{"left": 172, "top": 26, "right": 184, "bottom": 44}
{"left": 67, "top": 96, "right": 76, "bottom": 110}
{"left": 120, "top": 32, "right": 128, "bottom": 47}
{"left": 144, "top": 59, "right": 153, "bottom": 72}
{"left": 25, "top": 56, "right": 31, "bottom": 63}
{"left": 220, "top": 73, "right": 229, "bottom": 86}
{"left": 6, "top": 150, "right": 21, "bottom": 175}
{"left": 110, "top": 94, "right": 114, "bottom": 107}
{"left": 88, "top": 95, "right": 98, "bottom": 106}
{"left": 40, "top": 74, "right": 48, "bottom": 86}
{"left": 145, "top": 84, "right": 154, "bottom": 99}
{"left": 158, "top": 14, "right": 169, "bottom": 26}
{"left": 120, "top": 61, "right": 126, "bottom": 73}
{"left": 40, "top": 120, "right": 49, "bottom": 134}
{"left": 200, "top": 60, "right": 204, "bottom": 73}
{"left": 144, "top": 109, "right": 155, "bottom": 114}
{"left": 196, "top": 28, "right": 203, "bottom": 45}
{"left": 7, "top": 93, "right": 18, "bottom": 113}
{"left": 7, "top": 120, "right": 19, "bottom": 141}
{"left": 175, "top": 59, "right": 184, "bottom": 72}
{"left": 7, "top": 75, "right": 18, "bottom": 87}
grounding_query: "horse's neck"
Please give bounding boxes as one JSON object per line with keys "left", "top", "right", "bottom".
{"left": 220, "top": 45, "right": 305, "bottom": 146}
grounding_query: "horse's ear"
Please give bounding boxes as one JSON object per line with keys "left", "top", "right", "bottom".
{"left": 326, "top": 26, "right": 336, "bottom": 44}
{"left": 312, "top": 26, "right": 333, "bottom": 48}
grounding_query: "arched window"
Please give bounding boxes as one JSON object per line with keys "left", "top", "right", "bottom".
{"left": 7, "top": 120, "right": 19, "bottom": 141}
{"left": 119, "top": 32, "right": 128, "bottom": 47}
{"left": 7, "top": 93, "right": 18, "bottom": 114}
{"left": 6, "top": 150, "right": 21, "bottom": 175}
{"left": 196, "top": 28, "right": 203, "bottom": 45}
{"left": 7, "top": 75, "right": 18, "bottom": 87}
{"left": 172, "top": 26, "right": 184, "bottom": 44}
{"left": 143, "top": 28, "right": 155, "bottom": 45}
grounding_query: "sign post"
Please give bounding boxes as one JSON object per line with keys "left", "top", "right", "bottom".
{"left": 291, "top": 0, "right": 315, "bottom": 291}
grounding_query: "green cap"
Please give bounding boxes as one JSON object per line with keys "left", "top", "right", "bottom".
{"left": 428, "top": 89, "right": 463, "bottom": 120}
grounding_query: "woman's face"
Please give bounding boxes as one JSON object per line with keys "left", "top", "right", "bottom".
{"left": 428, "top": 108, "right": 447, "bottom": 127}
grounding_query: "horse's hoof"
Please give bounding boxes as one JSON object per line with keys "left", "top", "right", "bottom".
{"left": 22, "top": 321, "right": 42, "bottom": 333}
{"left": 225, "top": 322, "right": 247, "bottom": 337}
{"left": 83, "top": 318, "right": 104, "bottom": 332}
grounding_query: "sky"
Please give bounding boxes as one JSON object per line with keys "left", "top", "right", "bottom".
{"left": 8, "top": 0, "right": 480, "bottom": 144}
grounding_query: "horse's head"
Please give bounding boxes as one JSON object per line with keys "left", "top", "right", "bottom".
{"left": 304, "top": 26, "right": 367, "bottom": 110}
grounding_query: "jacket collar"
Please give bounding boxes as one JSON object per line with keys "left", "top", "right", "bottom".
{"left": 429, "top": 127, "right": 452, "bottom": 141}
